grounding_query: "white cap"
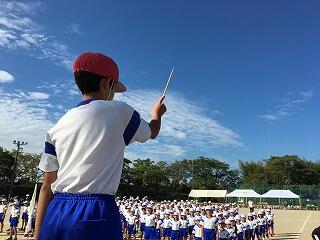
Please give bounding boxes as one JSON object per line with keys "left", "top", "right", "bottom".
{"left": 205, "top": 206, "right": 212, "bottom": 211}
{"left": 225, "top": 219, "right": 232, "bottom": 224}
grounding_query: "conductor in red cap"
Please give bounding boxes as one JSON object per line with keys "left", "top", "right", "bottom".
{"left": 35, "top": 52, "right": 167, "bottom": 240}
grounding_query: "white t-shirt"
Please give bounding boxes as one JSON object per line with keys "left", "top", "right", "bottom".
{"left": 163, "top": 218, "right": 172, "bottom": 228}
{"left": 203, "top": 216, "right": 217, "bottom": 229}
{"left": 10, "top": 207, "right": 20, "bottom": 218}
{"left": 145, "top": 214, "right": 156, "bottom": 227}
{"left": 140, "top": 213, "right": 146, "bottom": 223}
{"left": 188, "top": 216, "right": 195, "bottom": 226}
{"left": 171, "top": 220, "right": 181, "bottom": 230}
{"left": 0, "top": 205, "right": 7, "bottom": 214}
{"left": 180, "top": 219, "right": 188, "bottom": 228}
{"left": 156, "top": 219, "right": 162, "bottom": 229}
{"left": 127, "top": 215, "right": 137, "bottom": 225}
{"left": 193, "top": 225, "right": 202, "bottom": 238}
{"left": 236, "top": 223, "right": 244, "bottom": 233}
{"left": 39, "top": 100, "right": 151, "bottom": 195}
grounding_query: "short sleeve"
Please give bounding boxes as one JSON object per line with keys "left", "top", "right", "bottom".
{"left": 38, "top": 132, "right": 59, "bottom": 172}
{"left": 121, "top": 103, "right": 151, "bottom": 145}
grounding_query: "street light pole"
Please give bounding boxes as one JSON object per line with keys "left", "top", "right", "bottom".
{"left": 7, "top": 140, "right": 27, "bottom": 202}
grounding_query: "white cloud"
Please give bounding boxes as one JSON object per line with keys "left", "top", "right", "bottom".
{"left": 259, "top": 90, "right": 315, "bottom": 121}
{"left": 28, "top": 92, "right": 50, "bottom": 100}
{"left": 259, "top": 114, "right": 279, "bottom": 121}
{"left": 0, "top": 83, "right": 242, "bottom": 161}
{"left": 66, "top": 23, "right": 83, "bottom": 36}
{"left": 0, "top": 89, "right": 54, "bottom": 153}
{"left": 117, "top": 89, "right": 243, "bottom": 160}
{"left": 0, "top": 70, "right": 14, "bottom": 83}
{"left": 0, "top": 1, "right": 74, "bottom": 69}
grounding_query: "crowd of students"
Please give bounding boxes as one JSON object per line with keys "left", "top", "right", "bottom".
{"left": 0, "top": 195, "right": 36, "bottom": 240}
{"left": 118, "top": 197, "right": 275, "bottom": 240}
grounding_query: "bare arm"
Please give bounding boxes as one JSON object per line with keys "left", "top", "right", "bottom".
{"left": 35, "top": 171, "right": 57, "bottom": 240}
{"left": 149, "top": 96, "right": 167, "bottom": 139}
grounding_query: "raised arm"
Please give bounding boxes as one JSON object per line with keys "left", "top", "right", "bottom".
{"left": 149, "top": 96, "right": 167, "bottom": 139}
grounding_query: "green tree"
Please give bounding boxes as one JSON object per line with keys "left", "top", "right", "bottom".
{"left": 0, "top": 147, "right": 15, "bottom": 189}
{"left": 16, "top": 153, "right": 42, "bottom": 184}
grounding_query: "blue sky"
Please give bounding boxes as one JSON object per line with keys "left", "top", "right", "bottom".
{"left": 0, "top": 0, "right": 319, "bottom": 167}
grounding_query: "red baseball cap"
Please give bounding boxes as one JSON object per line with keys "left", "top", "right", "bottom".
{"left": 73, "top": 52, "right": 126, "bottom": 92}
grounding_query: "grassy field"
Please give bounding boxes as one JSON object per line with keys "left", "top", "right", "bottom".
{"left": 0, "top": 208, "right": 319, "bottom": 239}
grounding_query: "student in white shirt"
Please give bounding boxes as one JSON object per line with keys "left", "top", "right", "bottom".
{"left": 127, "top": 209, "right": 138, "bottom": 240}
{"left": 192, "top": 216, "right": 203, "bottom": 240}
{"left": 188, "top": 209, "right": 196, "bottom": 238}
{"left": 170, "top": 213, "right": 181, "bottom": 240}
{"left": 180, "top": 213, "right": 189, "bottom": 240}
{"left": 235, "top": 215, "right": 244, "bottom": 240}
{"left": 0, "top": 200, "right": 7, "bottom": 233}
{"left": 144, "top": 205, "right": 156, "bottom": 240}
{"left": 266, "top": 208, "right": 275, "bottom": 236}
{"left": 20, "top": 201, "right": 29, "bottom": 231}
{"left": 257, "top": 211, "right": 267, "bottom": 239}
{"left": 154, "top": 212, "right": 162, "bottom": 240}
{"left": 247, "top": 213, "right": 255, "bottom": 240}
{"left": 9, "top": 201, "right": 20, "bottom": 240}
{"left": 162, "top": 212, "right": 172, "bottom": 240}
{"left": 203, "top": 206, "right": 217, "bottom": 240}
{"left": 36, "top": 52, "right": 167, "bottom": 240}
{"left": 139, "top": 207, "right": 147, "bottom": 240}
{"left": 225, "top": 220, "right": 235, "bottom": 240}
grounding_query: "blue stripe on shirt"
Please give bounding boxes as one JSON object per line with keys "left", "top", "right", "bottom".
{"left": 123, "top": 110, "right": 141, "bottom": 146}
{"left": 44, "top": 142, "right": 57, "bottom": 157}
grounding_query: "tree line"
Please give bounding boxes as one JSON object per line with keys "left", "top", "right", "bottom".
{"left": 0, "top": 146, "right": 319, "bottom": 200}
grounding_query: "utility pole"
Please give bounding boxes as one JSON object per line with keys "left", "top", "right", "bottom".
{"left": 7, "top": 140, "right": 28, "bottom": 202}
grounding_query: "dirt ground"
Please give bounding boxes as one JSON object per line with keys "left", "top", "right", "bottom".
{"left": 238, "top": 208, "right": 320, "bottom": 240}
{"left": 0, "top": 208, "right": 319, "bottom": 240}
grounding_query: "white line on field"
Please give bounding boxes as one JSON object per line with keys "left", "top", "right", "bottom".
{"left": 299, "top": 212, "right": 312, "bottom": 235}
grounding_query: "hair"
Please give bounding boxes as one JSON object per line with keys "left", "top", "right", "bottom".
{"left": 74, "top": 71, "right": 105, "bottom": 94}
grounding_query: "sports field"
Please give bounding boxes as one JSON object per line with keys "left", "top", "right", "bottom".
{"left": 0, "top": 208, "right": 319, "bottom": 240}
{"left": 237, "top": 209, "right": 320, "bottom": 240}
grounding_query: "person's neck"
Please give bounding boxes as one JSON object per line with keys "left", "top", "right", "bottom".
{"left": 83, "top": 93, "right": 104, "bottom": 101}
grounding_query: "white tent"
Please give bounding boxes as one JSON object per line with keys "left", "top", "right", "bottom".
{"left": 226, "top": 189, "right": 261, "bottom": 198}
{"left": 261, "top": 190, "right": 301, "bottom": 208}
{"left": 188, "top": 190, "right": 227, "bottom": 199}
{"left": 261, "top": 190, "right": 299, "bottom": 199}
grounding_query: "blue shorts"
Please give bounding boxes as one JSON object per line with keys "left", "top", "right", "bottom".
{"left": 155, "top": 229, "right": 161, "bottom": 240}
{"left": 258, "top": 225, "right": 265, "bottom": 235}
{"left": 194, "top": 238, "right": 202, "bottom": 240}
{"left": 22, "top": 212, "right": 28, "bottom": 220}
{"left": 170, "top": 230, "right": 180, "bottom": 240}
{"left": 128, "top": 224, "right": 136, "bottom": 235}
{"left": 163, "top": 227, "right": 171, "bottom": 237}
{"left": 10, "top": 217, "right": 19, "bottom": 227}
{"left": 144, "top": 226, "right": 155, "bottom": 240}
{"left": 204, "top": 228, "right": 216, "bottom": 240}
{"left": 31, "top": 218, "right": 35, "bottom": 229}
{"left": 39, "top": 193, "right": 122, "bottom": 240}
{"left": 180, "top": 228, "right": 188, "bottom": 238}
{"left": 140, "top": 222, "right": 146, "bottom": 232}
{"left": 188, "top": 225, "right": 194, "bottom": 235}
{"left": 0, "top": 213, "right": 4, "bottom": 223}
{"left": 237, "top": 232, "right": 244, "bottom": 240}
